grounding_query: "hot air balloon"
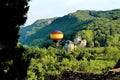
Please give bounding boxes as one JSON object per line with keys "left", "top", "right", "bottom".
{"left": 50, "top": 30, "right": 63, "bottom": 46}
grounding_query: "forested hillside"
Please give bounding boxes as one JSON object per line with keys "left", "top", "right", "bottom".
{"left": 19, "top": 9, "right": 120, "bottom": 79}
{"left": 19, "top": 9, "right": 120, "bottom": 48}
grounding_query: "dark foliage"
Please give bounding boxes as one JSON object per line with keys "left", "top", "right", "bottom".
{"left": 57, "top": 70, "right": 120, "bottom": 80}
{"left": 0, "top": 0, "right": 30, "bottom": 79}
{"left": 114, "top": 59, "right": 120, "bottom": 68}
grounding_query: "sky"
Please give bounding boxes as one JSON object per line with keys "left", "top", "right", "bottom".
{"left": 24, "top": 0, "right": 120, "bottom": 26}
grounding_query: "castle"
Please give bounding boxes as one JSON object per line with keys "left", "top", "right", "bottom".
{"left": 64, "top": 36, "right": 87, "bottom": 51}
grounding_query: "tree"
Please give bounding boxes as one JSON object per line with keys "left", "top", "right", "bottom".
{"left": 0, "top": 0, "right": 30, "bottom": 79}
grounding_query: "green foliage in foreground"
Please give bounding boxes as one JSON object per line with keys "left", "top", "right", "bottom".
{"left": 24, "top": 46, "right": 120, "bottom": 80}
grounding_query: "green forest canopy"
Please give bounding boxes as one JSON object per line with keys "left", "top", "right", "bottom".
{"left": 19, "top": 9, "right": 120, "bottom": 79}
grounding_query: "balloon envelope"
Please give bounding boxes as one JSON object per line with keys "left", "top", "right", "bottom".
{"left": 50, "top": 30, "right": 63, "bottom": 42}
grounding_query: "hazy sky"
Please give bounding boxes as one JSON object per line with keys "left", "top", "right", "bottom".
{"left": 24, "top": 0, "right": 120, "bottom": 26}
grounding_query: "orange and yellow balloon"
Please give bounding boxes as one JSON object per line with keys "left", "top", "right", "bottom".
{"left": 50, "top": 30, "right": 63, "bottom": 45}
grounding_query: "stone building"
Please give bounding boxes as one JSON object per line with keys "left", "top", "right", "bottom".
{"left": 74, "top": 36, "right": 87, "bottom": 47}
{"left": 74, "top": 36, "right": 82, "bottom": 45}
{"left": 64, "top": 36, "right": 87, "bottom": 51}
{"left": 64, "top": 40, "right": 76, "bottom": 51}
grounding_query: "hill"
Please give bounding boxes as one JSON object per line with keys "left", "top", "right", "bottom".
{"left": 19, "top": 9, "right": 120, "bottom": 48}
